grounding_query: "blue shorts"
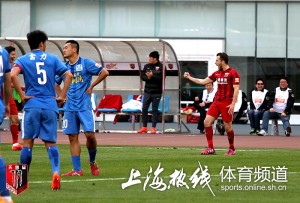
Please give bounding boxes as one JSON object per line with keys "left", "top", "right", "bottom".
{"left": 62, "top": 110, "right": 95, "bottom": 135}
{"left": 22, "top": 108, "right": 58, "bottom": 142}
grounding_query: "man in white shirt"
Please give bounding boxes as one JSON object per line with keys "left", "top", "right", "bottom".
{"left": 257, "top": 77, "right": 295, "bottom": 136}
{"left": 193, "top": 82, "right": 216, "bottom": 134}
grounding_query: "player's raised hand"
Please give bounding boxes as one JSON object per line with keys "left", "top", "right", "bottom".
{"left": 184, "top": 72, "right": 190, "bottom": 78}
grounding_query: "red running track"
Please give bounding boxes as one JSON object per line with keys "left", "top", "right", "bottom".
{"left": 1, "top": 131, "right": 299, "bottom": 149}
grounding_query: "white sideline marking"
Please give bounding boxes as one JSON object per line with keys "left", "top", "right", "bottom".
{"left": 27, "top": 145, "right": 283, "bottom": 152}
{"left": 30, "top": 171, "right": 300, "bottom": 184}
{"left": 30, "top": 177, "right": 128, "bottom": 184}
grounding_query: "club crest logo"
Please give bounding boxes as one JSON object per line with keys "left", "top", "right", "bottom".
{"left": 6, "top": 164, "right": 29, "bottom": 195}
{"left": 130, "top": 64, "right": 135, "bottom": 69}
{"left": 168, "top": 64, "right": 173, "bottom": 70}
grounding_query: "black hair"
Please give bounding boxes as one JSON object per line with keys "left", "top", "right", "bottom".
{"left": 65, "top": 40, "right": 80, "bottom": 54}
{"left": 27, "top": 30, "right": 48, "bottom": 50}
{"left": 255, "top": 78, "right": 264, "bottom": 84}
{"left": 280, "top": 76, "right": 288, "bottom": 83}
{"left": 216, "top": 52, "right": 229, "bottom": 64}
{"left": 149, "top": 51, "right": 159, "bottom": 60}
{"left": 4, "top": 46, "right": 15, "bottom": 54}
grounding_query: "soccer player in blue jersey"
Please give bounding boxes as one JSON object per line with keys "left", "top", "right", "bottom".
{"left": 57, "top": 40, "right": 109, "bottom": 177}
{"left": 0, "top": 46, "right": 14, "bottom": 202}
{"left": 11, "top": 30, "right": 72, "bottom": 190}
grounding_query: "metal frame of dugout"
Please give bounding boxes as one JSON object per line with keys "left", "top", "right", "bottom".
{"left": 1, "top": 37, "right": 188, "bottom": 133}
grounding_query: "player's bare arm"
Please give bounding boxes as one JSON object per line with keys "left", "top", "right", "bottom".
{"left": 56, "top": 71, "right": 72, "bottom": 107}
{"left": 227, "top": 84, "right": 240, "bottom": 115}
{"left": 55, "top": 84, "right": 65, "bottom": 107}
{"left": 55, "top": 83, "right": 62, "bottom": 97}
{"left": 85, "top": 68, "right": 109, "bottom": 95}
{"left": 11, "top": 67, "right": 33, "bottom": 103}
{"left": 184, "top": 72, "right": 212, "bottom": 85}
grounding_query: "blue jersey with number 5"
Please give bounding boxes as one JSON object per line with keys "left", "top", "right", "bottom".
{"left": 14, "top": 50, "right": 68, "bottom": 112}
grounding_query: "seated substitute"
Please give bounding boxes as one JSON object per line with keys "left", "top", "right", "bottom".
{"left": 193, "top": 82, "right": 216, "bottom": 134}
{"left": 247, "top": 78, "right": 269, "bottom": 135}
{"left": 257, "top": 76, "right": 295, "bottom": 136}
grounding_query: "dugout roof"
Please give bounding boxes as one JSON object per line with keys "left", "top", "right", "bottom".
{"left": 0, "top": 37, "right": 183, "bottom": 132}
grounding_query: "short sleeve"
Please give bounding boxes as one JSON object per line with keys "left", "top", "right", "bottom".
{"left": 232, "top": 69, "right": 240, "bottom": 85}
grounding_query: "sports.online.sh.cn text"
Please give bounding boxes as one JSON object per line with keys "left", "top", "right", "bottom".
{"left": 122, "top": 162, "right": 288, "bottom": 196}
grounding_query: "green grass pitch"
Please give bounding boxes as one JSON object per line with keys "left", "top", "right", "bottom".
{"left": 1, "top": 144, "right": 299, "bottom": 203}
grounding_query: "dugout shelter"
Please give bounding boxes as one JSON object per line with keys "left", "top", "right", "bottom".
{"left": 0, "top": 37, "right": 184, "bottom": 133}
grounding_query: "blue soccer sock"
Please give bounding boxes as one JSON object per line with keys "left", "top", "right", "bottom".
{"left": 47, "top": 146, "right": 60, "bottom": 175}
{"left": 71, "top": 156, "right": 81, "bottom": 171}
{"left": 20, "top": 147, "right": 32, "bottom": 170}
{"left": 0, "top": 158, "right": 10, "bottom": 197}
{"left": 88, "top": 149, "right": 97, "bottom": 163}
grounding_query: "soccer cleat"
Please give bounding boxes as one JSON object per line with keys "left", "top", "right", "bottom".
{"left": 62, "top": 169, "right": 83, "bottom": 177}
{"left": 137, "top": 127, "right": 148, "bottom": 133}
{"left": 225, "top": 149, "right": 236, "bottom": 156}
{"left": 200, "top": 148, "right": 216, "bottom": 155}
{"left": 249, "top": 129, "right": 256, "bottom": 134}
{"left": 90, "top": 162, "right": 100, "bottom": 176}
{"left": 51, "top": 172, "right": 61, "bottom": 190}
{"left": 150, "top": 127, "right": 156, "bottom": 134}
{"left": 257, "top": 129, "right": 266, "bottom": 136}
{"left": 12, "top": 143, "right": 23, "bottom": 151}
{"left": 285, "top": 127, "right": 291, "bottom": 137}
{"left": 199, "top": 130, "right": 205, "bottom": 134}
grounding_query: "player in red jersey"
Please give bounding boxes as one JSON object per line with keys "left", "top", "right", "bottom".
{"left": 5, "top": 46, "right": 22, "bottom": 151}
{"left": 184, "top": 52, "right": 240, "bottom": 156}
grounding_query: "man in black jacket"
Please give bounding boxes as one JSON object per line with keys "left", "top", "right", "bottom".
{"left": 138, "top": 51, "right": 164, "bottom": 134}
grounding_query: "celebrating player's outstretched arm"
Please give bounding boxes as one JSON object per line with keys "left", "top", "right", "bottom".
{"left": 184, "top": 72, "right": 213, "bottom": 86}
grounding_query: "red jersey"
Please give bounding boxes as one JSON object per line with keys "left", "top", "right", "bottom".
{"left": 208, "top": 67, "right": 240, "bottom": 101}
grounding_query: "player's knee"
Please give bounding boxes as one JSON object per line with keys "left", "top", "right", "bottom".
{"left": 204, "top": 119, "right": 213, "bottom": 127}
{"left": 10, "top": 116, "right": 19, "bottom": 125}
{"left": 86, "top": 136, "right": 97, "bottom": 146}
{"left": 224, "top": 123, "right": 233, "bottom": 132}
{"left": 68, "top": 134, "right": 78, "bottom": 143}
{"left": 85, "top": 132, "right": 95, "bottom": 139}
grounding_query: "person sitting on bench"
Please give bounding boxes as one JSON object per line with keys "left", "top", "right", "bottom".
{"left": 257, "top": 76, "right": 295, "bottom": 136}
{"left": 193, "top": 82, "right": 216, "bottom": 134}
{"left": 247, "top": 78, "right": 270, "bottom": 135}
